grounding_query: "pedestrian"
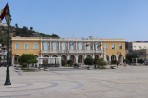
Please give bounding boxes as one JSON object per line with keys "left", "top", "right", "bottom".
{"left": 116, "top": 61, "right": 119, "bottom": 68}
{"left": 124, "top": 60, "right": 126, "bottom": 67}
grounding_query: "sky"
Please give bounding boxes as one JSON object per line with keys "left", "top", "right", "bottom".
{"left": 0, "top": 0, "right": 148, "bottom": 41}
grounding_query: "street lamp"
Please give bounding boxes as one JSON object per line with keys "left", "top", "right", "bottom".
{"left": 4, "top": 12, "right": 11, "bottom": 85}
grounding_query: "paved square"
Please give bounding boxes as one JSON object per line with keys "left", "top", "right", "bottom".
{"left": 0, "top": 65, "right": 148, "bottom": 98}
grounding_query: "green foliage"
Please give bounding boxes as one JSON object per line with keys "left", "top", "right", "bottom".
{"left": 19, "top": 54, "right": 37, "bottom": 69}
{"left": 95, "top": 59, "right": 107, "bottom": 69}
{"left": 138, "top": 59, "right": 144, "bottom": 64}
{"left": 51, "top": 33, "right": 60, "bottom": 38}
{"left": 0, "top": 32, "right": 7, "bottom": 45}
{"left": 22, "top": 63, "right": 27, "bottom": 69}
{"left": 67, "top": 59, "right": 73, "bottom": 67}
{"left": 84, "top": 57, "right": 93, "bottom": 65}
{"left": 126, "top": 53, "right": 139, "bottom": 63}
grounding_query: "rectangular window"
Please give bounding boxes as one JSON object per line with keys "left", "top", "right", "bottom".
{"left": 112, "top": 44, "right": 115, "bottom": 49}
{"left": 33, "top": 43, "right": 38, "bottom": 50}
{"left": 15, "top": 43, "right": 20, "bottom": 49}
{"left": 119, "top": 44, "right": 122, "bottom": 49}
{"left": 104, "top": 43, "right": 108, "bottom": 49}
{"left": 24, "top": 43, "right": 29, "bottom": 49}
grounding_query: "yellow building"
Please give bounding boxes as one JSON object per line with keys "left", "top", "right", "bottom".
{"left": 101, "top": 38, "right": 125, "bottom": 64}
{"left": 11, "top": 37, "right": 125, "bottom": 66}
{"left": 11, "top": 37, "right": 41, "bottom": 64}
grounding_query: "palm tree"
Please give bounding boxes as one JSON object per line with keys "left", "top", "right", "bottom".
{"left": 30, "top": 27, "right": 33, "bottom": 31}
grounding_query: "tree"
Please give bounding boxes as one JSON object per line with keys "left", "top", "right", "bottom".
{"left": 51, "top": 33, "right": 60, "bottom": 38}
{"left": 84, "top": 56, "right": 93, "bottom": 69}
{"left": 22, "top": 26, "right": 29, "bottom": 37}
{"left": 15, "top": 23, "right": 19, "bottom": 36}
{"left": 18, "top": 54, "right": 37, "bottom": 69}
{"left": 95, "top": 59, "right": 107, "bottom": 69}
{"left": 0, "top": 33, "right": 7, "bottom": 45}
{"left": 67, "top": 59, "right": 73, "bottom": 67}
{"left": 138, "top": 59, "right": 144, "bottom": 64}
{"left": 30, "top": 27, "right": 33, "bottom": 31}
{"left": 126, "top": 53, "right": 139, "bottom": 63}
{"left": 15, "top": 23, "right": 18, "bottom": 28}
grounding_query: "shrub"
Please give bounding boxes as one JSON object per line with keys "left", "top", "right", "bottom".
{"left": 84, "top": 57, "right": 93, "bottom": 65}
{"left": 95, "top": 59, "right": 107, "bottom": 69}
{"left": 19, "top": 54, "right": 38, "bottom": 69}
{"left": 138, "top": 59, "right": 144, "bottom": 64}
{"left": 67, "top": 60, "right": 73, "bottom": 67}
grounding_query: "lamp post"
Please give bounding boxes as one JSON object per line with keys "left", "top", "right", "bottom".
{"left": 4, "top": 12, "right": 11, "bottom": 85}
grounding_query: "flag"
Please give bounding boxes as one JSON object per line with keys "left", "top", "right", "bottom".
{"left": 0, "top": 3, "right": 10, "bottom": 21}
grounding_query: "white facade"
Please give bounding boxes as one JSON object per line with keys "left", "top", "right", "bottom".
{"left": 40, "top": 37, "right": 103, "bottom": 65}
{"left": 128, "top": 41, "right": 148, "bottom": 51}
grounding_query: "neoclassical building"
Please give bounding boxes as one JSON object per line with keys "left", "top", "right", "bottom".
{"left": 11, "top": 36, "right": 125, "bottom": 66}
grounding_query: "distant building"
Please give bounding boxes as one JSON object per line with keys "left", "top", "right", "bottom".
{"left": 133, "top": 49, "right": 148, "bottom": 61}
{"left": 128, "top": 41, "right": 148, "bottom": 51}
{"left": 127, "top": 41, "right": 148, "bottom": 62}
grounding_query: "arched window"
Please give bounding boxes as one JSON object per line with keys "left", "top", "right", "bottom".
{"left": 61, "top": 42, "right": 66, "bottom": 50}
{"left": 53, "top": 42, "right": 58, "bottom": 50}
{"left": 78, "top": 42, "right": 83, "bottom": 50}
{"left": 43, "top": 42, "right": 49, "bottom": 50}
{"left": 69, "top": 42, "right": 75, "bottom": 50}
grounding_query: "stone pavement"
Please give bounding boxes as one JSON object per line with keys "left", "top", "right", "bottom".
{"left": 0, "top": 65, "right": 148, "bottom": 98}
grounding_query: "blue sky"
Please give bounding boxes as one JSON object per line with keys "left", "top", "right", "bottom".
{"left": 0, "top": 0, "right": 148, "bottom": 41}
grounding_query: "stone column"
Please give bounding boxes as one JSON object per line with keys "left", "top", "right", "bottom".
{"left": 40, "top": 58, "right": 42, "bottom": 65}
{"left": 75, "top": 42, "right": 77, "bottom": 50}
{"left": 67, "top": 42, "right": 69, "bottom": 50}
{"left": 41, "top": 40, "right": 43, "bottom": 50}
{"left": 116, "top": 55, "right": 119, "bottom": 61}
{"left": 75, "top": 55, "right": 78, "bottom": 63}
{"left": 58, "top": 42, "right": 61, "bottom": 50}
{"left": 58, "top": 56, "right": 61, "bottom": 67}
{"left": 50, "top": 42, "right": 52, "bottom": 51}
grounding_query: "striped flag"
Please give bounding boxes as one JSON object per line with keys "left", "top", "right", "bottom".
{"left": 0, "top": 3, "right": 10, "bottom": 21}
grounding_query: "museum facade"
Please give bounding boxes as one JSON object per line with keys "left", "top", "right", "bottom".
{"left": 11, "top": 36, "right": 125, "bottom": 66}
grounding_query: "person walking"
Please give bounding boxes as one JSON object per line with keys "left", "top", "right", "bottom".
{"left": 124, "top": 59, "right": 126, "bottom": 67}
{"left": 116, "top": 61, "right": 119, "bottom": 68}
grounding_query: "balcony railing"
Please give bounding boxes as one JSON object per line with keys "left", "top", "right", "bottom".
{"left": 41, "top": 50, "right": 103, "bottom": 54}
